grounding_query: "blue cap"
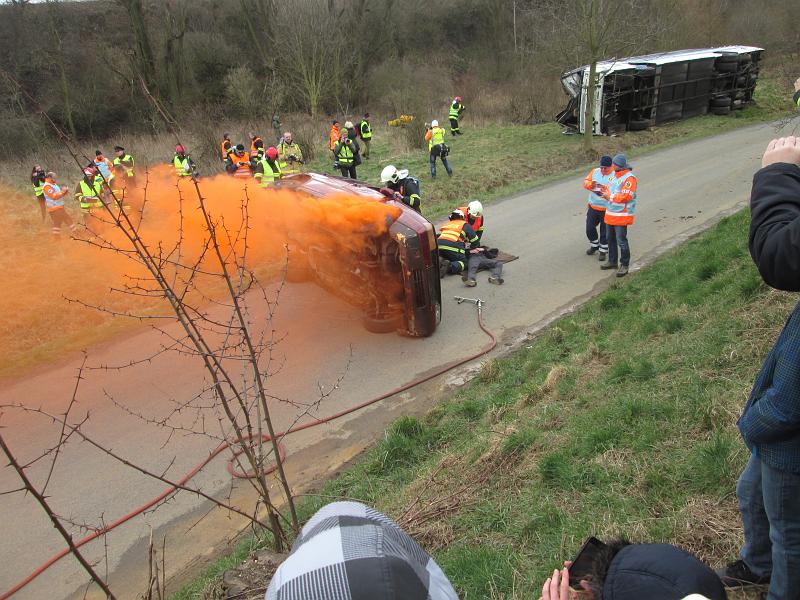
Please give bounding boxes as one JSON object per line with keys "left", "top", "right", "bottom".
{"left": 600, "top": 155, "right": 613, "bottom": 167}
{"left": 612, "top": 153, "right": 629, "bottom": 169}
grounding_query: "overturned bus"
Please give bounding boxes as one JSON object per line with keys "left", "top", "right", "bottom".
{"left": 556, "top": 46, "right": 763, "bottom": 135}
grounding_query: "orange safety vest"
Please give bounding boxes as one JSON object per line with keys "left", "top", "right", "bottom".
{"left": 220, "top": 139, "right": 232, "bottom": 160}
{"left": 438, "top": 220, "right": 468, "bottom": 249}
{"left": 329, "top": 126, "right": 340, "bottom": 151}
{"left": 230, "top": 153, "right": 252, "bottom": 178}
{"left": 42, "top": 181, "right": 67, "bottom": 212}
{"left": 457, "top": 206, "right": 483, "bottom": 233}
{"left": 604, "top": 169, "right": 637, "bottom": 226}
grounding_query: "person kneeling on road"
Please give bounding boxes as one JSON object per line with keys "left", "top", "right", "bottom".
{"left": 464, "top": 247, "right": 504, "bottom": 287}
{"left": 456, "top": 200, "right": 485, "bottom": 242}
{"left": 381, "top": 165, "right": 422, "bottom": 213}
{"left": 438, "top": 210, "right": 479, "bottom": 278}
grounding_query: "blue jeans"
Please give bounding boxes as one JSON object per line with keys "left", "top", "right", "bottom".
{"left": 738, "top": 454, "right": 800, "bottom": 599}
{"left": 606, "top": 224, "right": 630, "bottom": 267}
{"left": 586, "top": 207, "right": 607, "bottom": 251}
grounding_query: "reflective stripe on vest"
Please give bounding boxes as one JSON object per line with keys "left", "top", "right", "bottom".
{"left": 42, "top": 182, "right": 65, "bottom": 211}
{"left": 174, "top": 155, "right": 191, "bottom": 177}
{"left": 113, "top": 154, "right": 135, "bottom": 177}
{"left": 606, "top": 171, "right": 637, "bottom": 217}
{"left": 231, "top": 155, "right": 251, "bottom": 178}
{"left": 438, "top": 220, "right": 467, "bottom": 251}
{"left": 336, "top": 142, "right": 355, "bottom": 165}
{"left": 32, "top": 182, "right": 44, "bottom": 197}
{"left": 360, "top": 120, "right": 372, "bottom": 140}
{"left": 256, "top": 159, "right": 282, "bottom": 185}
{"left": 78, "top": 180, "right": 103, "bottom": 209}
{"left": 449, "top": 103, "right": 461, "bottom": 119}
{"left": 220, "top": 140, "right": 232, "bottom": 160}
{"left": 587, "top": 167, "right": 611, "bottom": 210}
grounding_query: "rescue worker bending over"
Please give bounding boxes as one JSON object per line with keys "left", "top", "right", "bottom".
{"left": 438, "top": 210, "right": 479, "bottom": 278}
{"left": 173, "top": 145, "right": 196, "bottom": 178}
{"left": 449, "top": 96, "right": 465, "bottom": 135}
{"left": 30, "top": 164, "right": 47, "bottom": 222}
{"left": 220, "top": 132, "right": 233, "bottom": 162}
{"left": 381, "top": 165, "right": 422, "bottom": 213}
{"left": 76, "top": 167, "right": 104, "bottom": 214}
{"left": 455, "top": 200, "right": 484, "bottom": 242}
{"left": 113, "top": 145, "right": 135, "bottom": 181}
{"left": 226, "top": 144, "right": 254, "bottom": 178}
{"left": 249, "top": 132, "right": 264, "bottom": 159}
{"left": 254, "top": 147, "right": 282, "bottom": 187}
{"left": 425, "top": 120, "right": 452, "bottom": 178}
{"left": 277, "top": 132, "right": 303, "bottom": 175}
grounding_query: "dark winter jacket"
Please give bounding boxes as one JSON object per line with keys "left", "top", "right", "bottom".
{"left": 739, "top": 162, "right": 800, "bottom": 473}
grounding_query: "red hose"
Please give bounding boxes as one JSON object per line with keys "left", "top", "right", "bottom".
{"left": 1, "top": 304, "right": 496, "bottom": 599}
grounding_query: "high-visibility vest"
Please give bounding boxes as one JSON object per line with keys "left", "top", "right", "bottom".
{"left": 359, "top": 120, "right": 372, "bottom": 140}
{"left": 113, "top": 154, "right": 135, "bottom": 178}
{"left": 585, "top": 167, "right": 612, "bottom": 211}
{"left": 42, "top": 181, "right": 66, "bottom": 212}
{"left": 229, "top": 154, "right": 252, "bottom": 178}
{"left": 428, "top": 127, "right": 446, "bottom": 151}
{"left": 255, "top": 158, "right": 282, "bottom": 186}
{"left": 32, "top": 179, "right": 44, "bottom": 198}
{"left": 220, "top": 139, "right": 232, "bottom": 161}
{"left": 250, "top": 137, "right": 263, "bottom": 156}
{"left": 437, "top": 220, "right": 469, "bottom": 253}
{"left": 174, "top": 155, "right": 191, "bottom": 177}
{"left": 604, "top": 170, "right": 637, "bottom": 226}
{"left": 335, "top": 141, "right": 355, "bottom": 166}
{"left": 94, "top": 157, "right": 114, "bottom": 181}
{"left": 457, "top": 206, "right": 483, "bottom": 236}
{"left": 77, "top": 179, "right": 103, "bottom": 210}
{"left": 277, "top": 142, "right": 302, "bottom": 174}
{"left": 449, "top": 102, "right": 463, "bottom": 119}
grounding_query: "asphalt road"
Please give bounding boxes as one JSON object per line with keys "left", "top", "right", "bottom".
{"left": 1, "top": 119, "right": 796, "bottom": 600}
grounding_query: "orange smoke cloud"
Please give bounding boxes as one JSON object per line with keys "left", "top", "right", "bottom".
{"left": 0, "top": 167, "right": 404, "bottom": 379}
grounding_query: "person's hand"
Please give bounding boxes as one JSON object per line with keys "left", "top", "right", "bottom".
{"left": 794, "top": 77, "right": 800, "bottom": 93}
{"left": 541, "top": 567, "right": 572, "bottom": 600}
{"left": 762, "top": 136, "right": 800, "bottom": 168}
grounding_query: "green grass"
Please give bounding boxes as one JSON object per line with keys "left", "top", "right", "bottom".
{"left": 172, "top": 209, "right": 793, "bottom": 600}
{"left": 303, "top": 75, "right": 792, "bottom": 220}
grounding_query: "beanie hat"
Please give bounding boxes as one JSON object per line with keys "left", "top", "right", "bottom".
{"left": 600, "top": 155, "right": 613, "bottom": 167}
{"left": 612, "top": 153, "right": 630, "bottom": 169}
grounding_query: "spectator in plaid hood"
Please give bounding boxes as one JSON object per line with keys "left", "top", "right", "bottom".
{"left": 266, "top": 501, "right": 458, "bottom": 600}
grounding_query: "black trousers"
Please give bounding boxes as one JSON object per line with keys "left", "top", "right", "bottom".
{"left": 449, "top": 117, "right": 460, "bottom": 133}
{"left": 439, "top": 248, "right": 466, "bottom": 273}
{"left": 339, "top": 165, "right": 357, "bottom": 179}
{"left": 586, "top": 206, "right": 608, "bottom": 251}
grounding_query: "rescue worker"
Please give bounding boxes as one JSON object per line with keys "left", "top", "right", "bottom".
{"left": 42, "top": 171, "right": 76, "bottom": 238}
{"left": 425, "top": 120, "right": 452, "bottom": 178}
{"left": 437, "top": 210, "right": 479, "bottom": 278}
{"left": 455, "top": 200, "right": 485, "bottom": 242}
{"left": 600, "top": 153, "right": 637, "bottom": 277}
{"left": 113, "top": 145, "right": 135, "bottom": 180}
{"left": 226, "top": 144, "right": 254, "bottom": 178}
{"left": 329, "top": 120, "right": 341, "bottom": 152}
{"left": 253, "top": 146, "right": 282, "bottom": 187}
{"left": 380, "top": 165, "right": 422, "bottom": 213}
{"left": 93, "top": 150, "right": 115, "bottom": 187}
{"left": 333, "top": 129, "right": 359, "bottom": 179}
{"left": 583, "top": 155, "right": 614, "bottom": 260}
{"left": 30, "top": 164, "right": 47, "bottom": 222}
{"left": 449, "top": 96, "right": 465, "bottom": 135}
{"left": 75, "top": 167, "right": 104, "bottom": 214}
{"left": 344, "top": 121, "right": 358, "bottom": 141}
{"left": 220, "top": 132, "right": 233, "bottom": 162}
{"left": 359, "top": 113, "right": 372, "bottom": 159}
{"left": 249, "top": 132, "right": 264, "bottom": 159}
{"left": 277, "top": 132, "right": 304, "bottom": 175}
{"left": 173, "top": 145, "right": 195, "bottom": 178}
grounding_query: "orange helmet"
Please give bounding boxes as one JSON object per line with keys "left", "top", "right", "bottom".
{"left": 266, "top": 146, "right": 278, "bottom": 160}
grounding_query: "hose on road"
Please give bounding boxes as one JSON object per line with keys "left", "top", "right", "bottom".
{"left": 2, "top": 298, "right": 496, "bottom": 599}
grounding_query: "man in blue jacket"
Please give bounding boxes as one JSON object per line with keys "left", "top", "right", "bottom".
{"left": 717, "top": 135, "right": 800, "bottom": 599}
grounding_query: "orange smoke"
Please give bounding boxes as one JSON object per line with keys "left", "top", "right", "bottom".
{"left": 0, "top": 167, "right": 403, "bottom": 379}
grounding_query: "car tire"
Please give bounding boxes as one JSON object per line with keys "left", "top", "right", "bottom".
{"left": 363, "top": 312, "right": 402, "bottom": 334}
{"left": 628, "top": 118, "right": 649, "bottom": 131}
{"left": 711, "top": 106, "right": 731, "bottom": 116}
{"left": 716, "top": 61, "right": 739, "bottom": 73}
{"left": 732, "top": 100, "right": 744, "bottom": 110}
{"left": 710, "top": 96, "right": 731, "bottom": 108}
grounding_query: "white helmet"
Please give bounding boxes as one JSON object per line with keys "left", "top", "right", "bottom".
{"left": 468, "top": 200, "right": 483, "bottom": 217}
{"left": 431, "top": 119, "right": 439, "bottom": 127}
{"left": 381, "top": 165, "right": 399, "bottom": 184}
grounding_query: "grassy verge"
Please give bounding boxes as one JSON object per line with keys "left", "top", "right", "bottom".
{"left": 173, "top": 209, "right": 794, "bottom": 599}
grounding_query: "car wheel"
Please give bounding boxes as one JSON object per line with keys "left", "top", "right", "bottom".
{"left": 710, "top": 96, "right": 731, "bottom": 108}
{"left": 363, "top": 312, "right": 402, "bottom": 334}
{"left": 712, "top": 106, "right": 731, "bottom": 116}
{"left": 732, "top": 100, "right": 744, "bottom": 110}
{"left": 628, "top": 118, "right": 649, "bottom": 131}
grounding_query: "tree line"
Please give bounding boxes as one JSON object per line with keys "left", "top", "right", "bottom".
{"left": 0, "top": 0, "right": 797, "bottom": 159}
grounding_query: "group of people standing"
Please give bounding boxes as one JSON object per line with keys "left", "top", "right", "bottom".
{"left": 329, "top": 113, "right": 373, "bottom": 179}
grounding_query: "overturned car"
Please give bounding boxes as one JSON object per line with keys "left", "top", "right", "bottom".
{"left": 273, "top": 173, "right": 442, "bottom": 337}
{"left": 557, "top": 45, "right": 763, "bottom": 135}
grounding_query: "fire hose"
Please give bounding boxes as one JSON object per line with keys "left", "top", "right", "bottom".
{"left": 1, "top": 296, "right": 496, "bottom": 599}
